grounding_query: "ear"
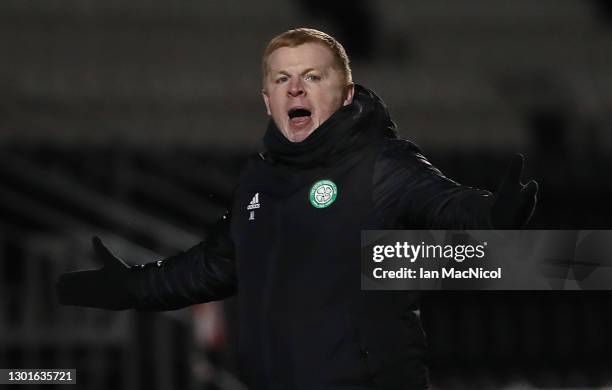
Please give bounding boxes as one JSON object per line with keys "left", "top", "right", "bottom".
{"left": 342, "top": 83, "right": 355, "bottom": 106}
{"left": 262, "top": 89, "right": 272, "bottom": 116}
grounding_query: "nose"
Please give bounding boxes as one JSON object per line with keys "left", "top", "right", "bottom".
{"left": 287, "top": 78, "right": 305, "bottom": 98}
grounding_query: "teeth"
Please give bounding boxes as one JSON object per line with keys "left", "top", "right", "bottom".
{"left": 288, "top": 108, "right": 311, "bottom": 119}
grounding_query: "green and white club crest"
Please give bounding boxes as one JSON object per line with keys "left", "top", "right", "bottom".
{"left": 309, "top": 180, "right": 338, "bottom": 208}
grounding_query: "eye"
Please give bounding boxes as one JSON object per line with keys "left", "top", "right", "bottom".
{"left": 275, "top": 76, "right": 289, "bottom": 84}
{"left": 304, "top": 74, "right": 321, "bottom": 82}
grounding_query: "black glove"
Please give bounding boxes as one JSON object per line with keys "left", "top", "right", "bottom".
{"left": 490, "top": 154, "right": 538, "bottom": 229}
{"left": 56, "top": 236, "right": 134, "bottom": 310}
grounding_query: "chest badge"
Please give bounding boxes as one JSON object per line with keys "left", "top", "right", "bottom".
{"left": 309, "top": 180, "right": 338, "bottom": 209}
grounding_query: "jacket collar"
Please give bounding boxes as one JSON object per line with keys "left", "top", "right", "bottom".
{"left": 262, "top": 84, "right": 398, "bottom": 168}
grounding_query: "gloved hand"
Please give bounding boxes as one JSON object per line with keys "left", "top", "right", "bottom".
{"left": 490, "top": 154, "right": 538, "bottom": 229}
{"left": 56, "top": 236, "right": 134, "bottom": 310}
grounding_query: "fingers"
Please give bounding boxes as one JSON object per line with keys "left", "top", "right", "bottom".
{"left": 492, "top": 155, "right": 538, "bottom": 228}
{"left": 496, "top": 154, "right": 524, "bottom": 197}
{"left": 92, "top": 236, "right": 119, "bottom": 268}
{"left": 518, "top": 180, "right": 538, "bottom": 227}
{"left": 56, "top": 269, "right": 131, "bottom": 310}
{"left": 505, "top": 153, "right": 525, "bottom": 187}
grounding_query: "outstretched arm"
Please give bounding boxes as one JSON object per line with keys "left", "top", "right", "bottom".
{"left": 56, "top": 212, "right": 237, "bottom": 311}
{"left": 373, "top": 140, "right": 537, "bottom": 229}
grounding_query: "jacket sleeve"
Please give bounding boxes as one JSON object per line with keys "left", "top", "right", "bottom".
{"left": 373, "top": 140, "right": 493, "bottom": 229}
{"left": 128, "top": 211, "right": 237, "bottom": 311}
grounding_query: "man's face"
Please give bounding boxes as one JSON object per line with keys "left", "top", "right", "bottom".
{"left": 262, "top": 43, "right": 354, "bottom": 142}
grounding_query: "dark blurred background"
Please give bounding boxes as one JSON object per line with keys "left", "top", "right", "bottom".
{"left": 1, "top": 1, "right": 611, "bottom": 389}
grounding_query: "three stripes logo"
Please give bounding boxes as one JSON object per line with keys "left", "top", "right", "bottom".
{"left": 247, "top": 193, "right": 260, "bottom": 220}
{"left": 247, "top": 193, "right": 260, "bottom": 210}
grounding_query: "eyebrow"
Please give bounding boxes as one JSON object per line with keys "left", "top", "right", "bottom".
{"left": 273, "top": 68, "right": 320, "bottom": 76}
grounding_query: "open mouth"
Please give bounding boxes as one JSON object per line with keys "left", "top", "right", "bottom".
{"left": 288, "top": 108, "right": 312, "bottom": 119}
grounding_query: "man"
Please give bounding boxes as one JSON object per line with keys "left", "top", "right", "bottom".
{"left": 57, "top": 28, "right": 537, "bottom": 389}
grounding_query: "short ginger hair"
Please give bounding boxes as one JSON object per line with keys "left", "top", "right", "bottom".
{"left": 261, "top": 28, "right": 352, "bottom": 86}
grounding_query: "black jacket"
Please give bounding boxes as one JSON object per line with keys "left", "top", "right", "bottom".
{"left": 126, "top": 85, "right": 492, "bottom": 390}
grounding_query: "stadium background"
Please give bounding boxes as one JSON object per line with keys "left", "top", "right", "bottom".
{"left": 1, "top": 0, "right": 611, "bottom": 388}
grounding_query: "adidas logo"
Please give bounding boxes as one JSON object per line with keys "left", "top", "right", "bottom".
{"left": 246, "top": 193, "right": 260, "bottom": 210}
